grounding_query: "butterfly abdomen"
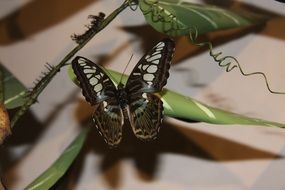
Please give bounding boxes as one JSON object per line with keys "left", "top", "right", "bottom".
{"left": 122, "top": 107, "right": 129, "bottom": 120}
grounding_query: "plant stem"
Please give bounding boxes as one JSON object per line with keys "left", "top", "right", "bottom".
{"left": 10, "top": 0, "right": 131, "bottom": 128}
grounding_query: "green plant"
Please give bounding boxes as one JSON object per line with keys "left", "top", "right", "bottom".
{"left": 1, "top": 0, "right": 284, "bottom": 189}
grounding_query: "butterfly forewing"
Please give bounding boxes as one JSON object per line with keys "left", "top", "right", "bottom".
{"left": 72, "top": 56, "right": 117, "bottom": 105}
{"left": 126, "top": 39, "right": 175, "bottom": 140}
{"left": 126, "top": 38, "right": 175, "bottom": 94}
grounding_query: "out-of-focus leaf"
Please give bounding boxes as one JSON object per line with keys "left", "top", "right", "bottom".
{"left": 138, "top": 0, "right": 268, "bottom": 36}
{"left": 68, "top": 66, "right": 285, "bottom": 128}
{"left": 24, "top": 128, "right": 89, "bottom": 190}
{"left": 0, "top": 64, "right": 26, "bottom": 109}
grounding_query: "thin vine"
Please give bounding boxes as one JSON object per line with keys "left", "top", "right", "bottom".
{"left": 188, "top": 28, "right": 285, "bottom": 95}
{"left": 10, "top": 0, "right": 132, "bottom": 128}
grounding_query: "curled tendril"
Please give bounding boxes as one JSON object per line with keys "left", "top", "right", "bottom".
{"left": 188, "top": 28, "right": 285, "bottom": 95}
{"left": 140, "top": 0, "right": 185, "bottom": 36}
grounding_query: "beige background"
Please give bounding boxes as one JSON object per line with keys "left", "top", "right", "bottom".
{"left": 1, "top": 0, "right": 285, "bottom": 189}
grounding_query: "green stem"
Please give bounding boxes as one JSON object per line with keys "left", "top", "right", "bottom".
{"left": 10, "top": 0, "right": 131, "bottom": 128}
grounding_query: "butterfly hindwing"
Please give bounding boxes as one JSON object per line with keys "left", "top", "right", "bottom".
{"left": 72, "top": 56, "right": 117, "bottom": 105}
{"left": 72, "top": 57, "right": 123, "bottom": 146}
{"left": 129, "top": 93, "right": 163, "bottom": 140}
{"left": 93, "top": 98, "right": 123, "bottom": 146}
{"left": 126, "top": 39, "right": 175, "bottom": 140}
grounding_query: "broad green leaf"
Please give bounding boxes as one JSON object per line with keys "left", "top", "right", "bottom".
{"left": 68, "top": 66, "right": 285, "bottom": 128}
{"left": 24, "top": 128, "right": 89, "bottom": 190}
{"left": 138, "top": 0, "right": 268, "bottom": 36}
{"left": 0, "top": 64, "right": 26, "bottom": 109}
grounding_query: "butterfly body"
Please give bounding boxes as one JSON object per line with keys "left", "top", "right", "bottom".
{"left": 116, "top": 84, "right": 129, "bottom": 110}
{"left": 72, "top": 39, "right": 175, "bottom": 146}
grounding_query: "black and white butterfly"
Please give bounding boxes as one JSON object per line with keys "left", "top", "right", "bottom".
{"left": 72, "top": 39, "right": 175, "bottom": 146}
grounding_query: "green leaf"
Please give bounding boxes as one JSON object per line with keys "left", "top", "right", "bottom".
{"left": 0, "top": 64, "right": 26, "bottom": 109}
{"left": 24, "top": 128, "right": 89, "bottom": 190}
{"left": 161, "top": 90, "right": 285, "bottom": 128}
{"left": 68, "top": 65, "right": 285, "bottom": 128}
{"left": 138, "top": 0, "right": 268, "bottom": 36}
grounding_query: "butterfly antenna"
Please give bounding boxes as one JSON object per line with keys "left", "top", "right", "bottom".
{"left": 119, "top": 54, "right": 133, "bottom": 85}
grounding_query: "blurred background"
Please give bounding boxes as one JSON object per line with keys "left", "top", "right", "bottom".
{"left": 1, "top": 0, "right": 285, "bottom": 189}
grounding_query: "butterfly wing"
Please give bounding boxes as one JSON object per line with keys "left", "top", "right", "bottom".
{"left": 125, "top": 39, "right": 175, "bottom": 140}
{"left": 72, "top": 56, "right": 123, "bottom": 146}
{"left": 93, "top": 99, "right": 124, "bottom": 146}
{"left": 128, "top": 93, "right": 164, "bottom": 140}
{"left": 126, "top": 38, "right": 175, "bottom": 94}
{"left": 72, "top": 56, "right": 117, "bottom": 105}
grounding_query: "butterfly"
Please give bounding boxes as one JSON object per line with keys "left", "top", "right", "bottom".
{"left": 72, "top": 39, "right": 175, "bottom": 146}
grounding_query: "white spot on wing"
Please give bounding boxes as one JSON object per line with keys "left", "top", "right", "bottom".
{"left": 155, "top": 42, "right": 165, "bottom": 48}
{"left": 89, "top": 77, "right": 98, "bottom": 85}
{"left": 142, "top": 65, "right": 149, "bottom": 70}
{"left": 83, "top": 69, "right": 95, "bottom": 74}
{"left": 103, "top": 101, "right": 108, "bottom": 107}
{"left": 142, "top": 93, "right": 147, "bottom": 99}
{"left": 152, "top": 51, "right": 160, "bottom": 55}
{"left": 94, "top": 83, "right": 103, "bottom": 92}
{"left": 147, "top": 65, "right": 157, "bottom": 73}
{"left": 152, "top": 60, "right": 159, "bottom": 64}
{"left": 143, "top": 74, "right": 155, "bottom": 81}
{"left": 146, "top": 54, "right": 161, "bottom": 62}
{"left": 78, "top": 59, "right": 86, "bottom": 65}
{"left": 95, "top": 74, "right": 102, "bottom": 79}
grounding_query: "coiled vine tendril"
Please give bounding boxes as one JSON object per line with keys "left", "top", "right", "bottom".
{"left": 188, "top": 28, "right": 285, "bottom": 95}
